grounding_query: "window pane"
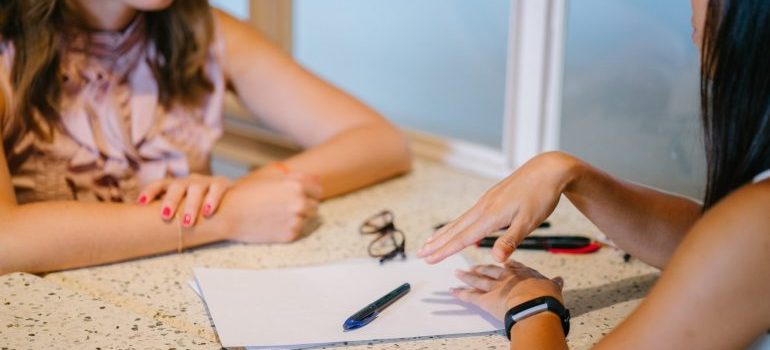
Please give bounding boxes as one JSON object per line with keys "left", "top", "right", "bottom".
{"left": 209, "top": 0, "right": 249, "bottom": 20}
{"left": 293, "top": 0, "right": 510, "bottom": 149}
{"left": 560, "top": 0, "right": 705, "bottom": 197}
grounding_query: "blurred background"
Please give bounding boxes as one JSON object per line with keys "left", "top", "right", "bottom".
{"left": 210, "top": 0, "right": 704, "bottom": 198}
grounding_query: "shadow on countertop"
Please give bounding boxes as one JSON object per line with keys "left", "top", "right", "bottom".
{"left": 564, "top": 273, "right": 659, "bottom": 317}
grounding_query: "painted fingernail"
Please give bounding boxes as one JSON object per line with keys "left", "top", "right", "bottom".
{"left": 202, "top": 204, "right": 212, "bottom": 216}
{"left": 162, "top": 206, "right": 171, "bottom": 219}
{"left": 182, "top": 214, "right": 192, "bottom": 227}
{"left": 137, "top": 195, "right": 147, "bottom": 205}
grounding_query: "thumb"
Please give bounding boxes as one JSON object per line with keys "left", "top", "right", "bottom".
{"left": 492, "top": 221, "right": 526, "bottom": 262}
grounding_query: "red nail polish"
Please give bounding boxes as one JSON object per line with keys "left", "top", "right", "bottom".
{"left": 202, "top": 204, "right": 212, "bottom": 216}
{"left": 183, "top": 214, "right": 192, "bottom": 226}
{"left": 137, "top": 195, "right": 147, "bottom": 205}
{"left": 162, "top": 207, "right": 171, "bottom": 218}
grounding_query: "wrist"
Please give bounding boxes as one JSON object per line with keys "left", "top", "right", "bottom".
{"left": 505, "top": 295, "right": 570, "bottom": 342}
{"left": 509, "top": 311, "right": 566, "bottom": 340}
{"left": 505, "top": 292, "right": 564, "bottom": 311}
{"left": 503, "top": 278, "right": 564, "bottom": 311}
{"left": 542, "top": 151, "right": 586, "bottom": 195}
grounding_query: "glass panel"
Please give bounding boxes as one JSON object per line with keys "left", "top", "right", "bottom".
{"left": 293, "top": 0, "right": 510, "bottom": 149}
{"left": 209, "top": 0, "right": 249, "bottom": 20}
{"left": 560, "top": 0, "right": 705, "bottom": 197}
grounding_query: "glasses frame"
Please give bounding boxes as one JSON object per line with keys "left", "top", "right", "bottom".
{"left": 359, "top": 210, "right": 406, "bottom": 264}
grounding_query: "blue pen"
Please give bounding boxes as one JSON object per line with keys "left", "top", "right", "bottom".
{"left": 343, "top": 282, "right": 411, "bottom": 331}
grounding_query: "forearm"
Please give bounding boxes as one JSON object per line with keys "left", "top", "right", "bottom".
{"left": 274, "top": 123, "right": 411, "bottom": 198}
{"left": 0, "top": 201, "right": 228, "bottom": 274}
{"left": 562, "top": 155, "right": 702, "bottom": 268}
{"left": 510, "top": 313, "right": 568, "bottom": 350}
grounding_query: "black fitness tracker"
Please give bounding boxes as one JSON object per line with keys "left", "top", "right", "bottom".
{"left": 504, "top": 296, "right": 570, "bottom": 339}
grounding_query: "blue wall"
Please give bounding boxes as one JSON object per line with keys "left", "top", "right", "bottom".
{"left": 293, "top": 0, "right": 510, "bottom": 149}
{"left": 560, "top": 0, "right": 705, "bottom": 197}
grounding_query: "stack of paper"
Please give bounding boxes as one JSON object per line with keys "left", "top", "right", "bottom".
{"left": 192, "top": 255, "right": 502, "bottom": 348}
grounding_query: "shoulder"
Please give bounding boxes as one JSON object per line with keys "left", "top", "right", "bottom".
{"left": 212, "top": 8, "right": 257, "bottom": 45}
{"left": 211, "top": 8, "right": 277, "bottom": 57}
{"left": 686, "top": 181, "right": 770, "bottom": 274}
{"left": 210, "top": 8, "right": 290, "bottom": 83}
{"left": 699, "top": 180, "right": 770, "bottom": 241}
{"left": 602, "top": 182, "right": 770, "bottom": 348}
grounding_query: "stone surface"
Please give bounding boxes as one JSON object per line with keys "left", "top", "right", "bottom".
{"left": 0, "top": 159, "right": 659, "bottom": 349}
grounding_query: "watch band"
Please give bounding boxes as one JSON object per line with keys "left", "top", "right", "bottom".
{"left": 504, "top": 296, "right": 570, "bottom": 339}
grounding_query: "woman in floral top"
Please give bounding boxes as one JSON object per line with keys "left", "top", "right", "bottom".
{"left": 0, "top": 0, "right": 411, "bottom": 274}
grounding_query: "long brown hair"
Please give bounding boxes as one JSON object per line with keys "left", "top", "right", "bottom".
{"left": 0, "top": 0, "right": 214, "bottom": 140}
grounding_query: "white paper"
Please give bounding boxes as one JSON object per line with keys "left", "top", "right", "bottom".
{"left": 193, "top": 255, "right": 502, "bottom": 348}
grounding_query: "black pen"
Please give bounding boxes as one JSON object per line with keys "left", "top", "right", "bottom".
{"left": 343, "top": 282, "right": 411, "bottom": 331}
{"left": 477, "top": 235, "right": 601, "bottom": 254}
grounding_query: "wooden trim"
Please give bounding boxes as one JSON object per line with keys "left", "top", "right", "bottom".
{"left": 249, "top": 0, "right": 293, "bottom": 53}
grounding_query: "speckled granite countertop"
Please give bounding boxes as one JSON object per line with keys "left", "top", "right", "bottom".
{"left": 0, "top": 159, "right": 659, "bottom": 349}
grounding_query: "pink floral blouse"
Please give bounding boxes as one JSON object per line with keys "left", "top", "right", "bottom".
{"left": 0, "top": 15, "right": 226, "bottom": 204}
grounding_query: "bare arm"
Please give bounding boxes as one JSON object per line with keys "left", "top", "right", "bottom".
{"left": 0, "top": 139, "right": 233, "bottom": 275}
{"left": 594, "top": 180, "right": 770, "bottom": 349}
{"left": 216, "top": 10, "right": 412, "bottom": 198}
{"left": 420, "top": 152, "right": 701, "bottom": 268}
{"left": 564, "top": 157, "right": 702, "bottom": 268}
{"left": 454, "top": 180, "right": 770, "bottom": 350}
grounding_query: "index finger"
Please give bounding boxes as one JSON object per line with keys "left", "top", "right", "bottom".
{"left": 423, "top": 217, "right": 496, "bottom": 264}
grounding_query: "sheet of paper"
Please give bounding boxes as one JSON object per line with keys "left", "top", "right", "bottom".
{"left": 193, "top": 255, "right": 502, "bottom": 348}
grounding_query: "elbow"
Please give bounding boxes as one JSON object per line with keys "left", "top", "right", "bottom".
{"left": 384, "top": 125, "right": 413, "bottom": 176}
{"left": 0, "top": 233, "right": 11, "bottom": 276}
{"left": 0, "top": 207, "right": 21, "bottom": 276}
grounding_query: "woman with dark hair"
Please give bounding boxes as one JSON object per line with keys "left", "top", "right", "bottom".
{"left": 418, "top": 0, "right": 770, "bottom": 348}
{"left": 0, "top": 0, "right": 411, "bottom": 274}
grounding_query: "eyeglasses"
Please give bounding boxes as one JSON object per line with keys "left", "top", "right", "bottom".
{"left": 360, "top": 210, "right": 406, "bottom": 264}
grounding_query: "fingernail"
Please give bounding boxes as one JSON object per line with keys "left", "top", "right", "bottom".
{"left": 162, "top": 206, "right": 171, "bottom": 219}
{"left": 137, "top": 195, "right": 147, "bottom": 205}
{"left": 182, "top": 214, "right": 192, "bottom": 227}
{"left": 202, "top": 204, "right": 212, "bottom": 216}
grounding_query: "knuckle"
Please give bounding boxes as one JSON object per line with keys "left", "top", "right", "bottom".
{"left": 498, "top": 235, "right": 518, "bottom": 249}
{"left": 187, "top": 183, "right": 204, "bottom": 194}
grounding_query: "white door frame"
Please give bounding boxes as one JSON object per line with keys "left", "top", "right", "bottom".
{"left": 502, "top": 0, "right": 567, "bottom": 169}
{"left": 401, "top": 0, "right": 567, "bottom": 178}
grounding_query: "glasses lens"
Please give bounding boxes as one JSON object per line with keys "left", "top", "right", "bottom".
{"left": 360, "top": 210, "right": 395, "bottom": 234}
{"left": 367, "top": 230, "right": 405, "bottom": 258}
